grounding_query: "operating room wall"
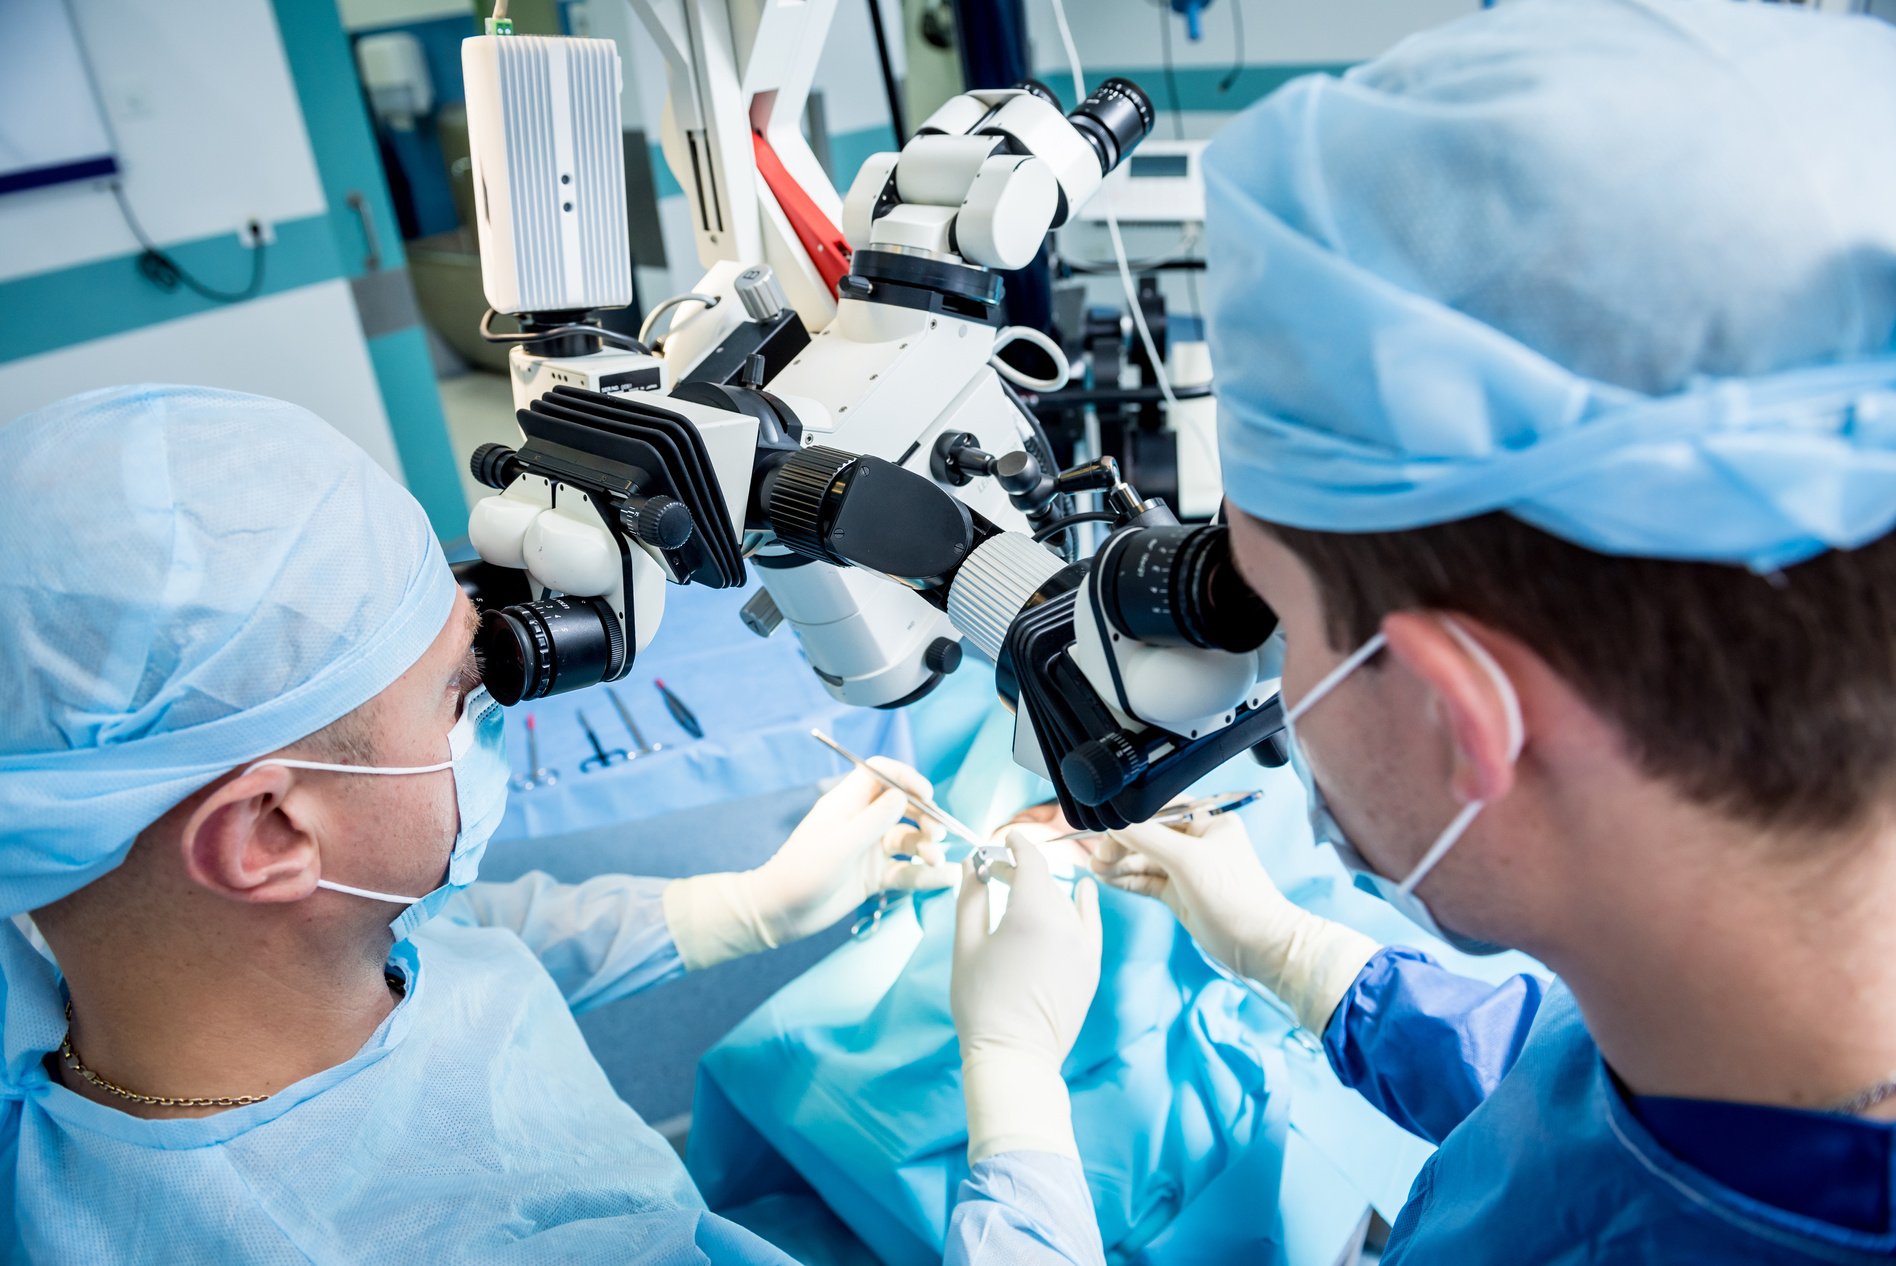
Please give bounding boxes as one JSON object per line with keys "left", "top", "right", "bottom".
{"left": 566, "top": 0, "right": 1482, "bottom": 311}
{"left": 341, "top": 0, "right": 1477, "bottom": 314}
{"left": 570, "top": 0, "right": 912, "bottom": 309}
{"left": 1024, "top": 0, "right": 1479, "bottom": 125}
{"left": 0, "top": 0, "right": 465, "bottom": 541}
{"left": 1028, "top": 0, "right": 1481, "bottom": 325}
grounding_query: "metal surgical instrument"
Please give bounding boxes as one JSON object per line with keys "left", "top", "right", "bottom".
{"left": 607, "top": 686, "right": 662, "bottom": 757}
{"left": 807, "top": 729, "right": 984, "bottom": 844}
{"left": 577, "top": 709, "right": 629, "bottom": 772}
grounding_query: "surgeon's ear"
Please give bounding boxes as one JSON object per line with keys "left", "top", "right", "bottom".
{"left": 1382, "top": 612, "right": 1521, "bottom": 807}
{"left": 178, "top": 766, "right": 323, "bottom": 903}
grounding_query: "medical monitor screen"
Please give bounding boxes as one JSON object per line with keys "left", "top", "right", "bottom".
{"left": 0, "top": 0, "right": 118, "bottom": 196}
{"left": 1129, "top": 154, "right": 1190, "bottom": 180}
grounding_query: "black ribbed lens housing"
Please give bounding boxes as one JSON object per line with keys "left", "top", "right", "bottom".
{"left": 475, "top": 594, "right": 627, "bottom": 704}
{"left": 1066, "top": 78, "right": 1155, "bottom": 175}
{"left": 1094, "top": 524, "right": 1273, "bottom": 653}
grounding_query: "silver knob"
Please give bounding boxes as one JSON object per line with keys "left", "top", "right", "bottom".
{"left": 740, "top": 588, "right": 784, "bottom": 637}
{"left": 736, "top": 266, "right": 790, "bottom": 322}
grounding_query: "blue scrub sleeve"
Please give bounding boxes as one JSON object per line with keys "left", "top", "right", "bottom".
{"left": 444, "top": 871, "right": 685, "bottom": 1014}
{"left": 945, "top": 1151, "right": 1107, "bottom": 1266}
{"left": 1323, "top": 947, "right": 1546, "bottom": 1145}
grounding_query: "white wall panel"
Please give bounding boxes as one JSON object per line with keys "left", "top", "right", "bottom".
{"left": 0, "top": 280, "right": 403, "bottom": 481}
{"left": 0, "top": 0, "right": 324, "bottom": 282}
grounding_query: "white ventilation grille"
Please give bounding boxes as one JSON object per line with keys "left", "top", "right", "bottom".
{"left": 467, "top": 35, "right": 631, "bottom": 315}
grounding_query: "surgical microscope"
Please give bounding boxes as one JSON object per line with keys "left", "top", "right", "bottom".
{"left": 452, "top": 18, "right": 1285, "bottom": 833}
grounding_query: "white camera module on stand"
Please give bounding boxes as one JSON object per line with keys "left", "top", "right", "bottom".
{"left": 462, "top": 34, "right": 631, "bottom": 316}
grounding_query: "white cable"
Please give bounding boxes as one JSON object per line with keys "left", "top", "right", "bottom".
{"left": 1107, "top": 213, "right": 1179, "bottom": 406}
{"left": 1045, "top": 0, "right": 1178, "bottom": 407}
{"left": 990, "top": 325, "right": 1072, "bottom": 391}
{"left": 1047, "top": 0, "right": 1086, "bottom": 99}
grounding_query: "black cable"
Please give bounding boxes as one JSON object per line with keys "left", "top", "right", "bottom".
{"left": 1217, "top": 0, "right": 1246, "bottom": 95}
{"left": 1023, "top": 382, "right": 1212, "bottom": 409}
{"left": 479, "top": 308, "right": 653, "bottom": 355}
{"left": 1000, "top": 375, "right": 1079, "bottom": 556}
{"left": 1033, "top": 509, "right": 1122, "bottom": 543}
{"left": 999, "top": 377, "right": 1062, "bottom": 475}
{"left": 110, "top": 181, "right": 265, "bottom": 304}
{"left": 865, "top": 0, "right": 909, "bottom": 143}
{"left": 1060, "top": 253, "right": 1205, "bottom": 276}
{"left": 1159, "top": 3, "right": 1184, "bottom": 139}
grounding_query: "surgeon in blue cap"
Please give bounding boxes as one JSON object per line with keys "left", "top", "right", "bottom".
{"left": 945, "top": 1, "right": 1896, "bottom": 1261}
{"left": 0, "top": 385, "right": 959, "bottom": 1262}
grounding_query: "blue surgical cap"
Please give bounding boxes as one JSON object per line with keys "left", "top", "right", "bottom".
{"left": 0, "top": 386, "right": 456, "bottom": 916}
{"left": 1206, "top": 0, "right": 1896, "bottom": 570}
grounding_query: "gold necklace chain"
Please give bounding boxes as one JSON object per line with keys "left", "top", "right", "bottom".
{"left": 57, "top": 975, "right": 405, "bottom": 1110}
{"left": 59, "top": 1002, "right": 270, "bottom": 1108}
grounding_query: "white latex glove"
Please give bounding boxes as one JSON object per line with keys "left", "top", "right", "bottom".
{"left": 951, "top": 826, "right": 1102, "bottom": 1164}
{"left": 663, "top": 758, "right": 957, "bottom": 970}
{"left": 1093, "top": 810, "right": 1377, "bottom": 1035}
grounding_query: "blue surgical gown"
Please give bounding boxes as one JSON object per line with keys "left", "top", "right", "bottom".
{"left": 964, "top": 947, "right": 1896, "bottom": 1263}
{"left": 0, "top": 873, "right": 796, "bottom": 1263}
{"left": 0, "top": 870, "right": 1080, "bottom": 1264}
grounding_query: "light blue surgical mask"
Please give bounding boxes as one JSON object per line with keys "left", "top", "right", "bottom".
{"left": 1282, "top": 620, "right": 1523, "bottom": 956}
{"left": 246, "top": 686, "right": 509, "bottom": 942}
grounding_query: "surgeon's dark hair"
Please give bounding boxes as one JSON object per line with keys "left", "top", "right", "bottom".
{"left": 1268, "top": 514, "right": 1896, "bottom": 834}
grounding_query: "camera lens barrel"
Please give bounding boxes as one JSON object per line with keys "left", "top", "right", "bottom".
{"left": 475, "top": 594, "right": 628, "bottom": 705}
{"left": 1066, "top": 78, "right": 1155, "bottom": 175}
{"left": 1094, "top": 524, "right": 1274, "bottom": 654}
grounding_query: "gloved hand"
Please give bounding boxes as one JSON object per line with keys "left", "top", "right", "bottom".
{"left": 663, "top": 757, "right": 957, "bottom": 970}
{"left": 1093, "top": 810, "right": 1377, "bottom": 1035}
{"left": 951, "top": 826, "right": 1102, "bottom": 1163}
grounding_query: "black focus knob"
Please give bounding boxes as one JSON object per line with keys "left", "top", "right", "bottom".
{"left": 619, "top": 494, "right": 695, "bottom": 551}
{"left": 1061, "top": 732, "right": 1148, "bottom": 806}
{"left": 470, "top": 443, "right": 522, "bottom": 490}
{"left": 923, "top": 637, "right": 963, "bottom": 676}
{"left": 764, "top": 445, "right": 857, "bottom": 562}
{"left": 1251, "top": 730, "right": 1290, "bottom": 769}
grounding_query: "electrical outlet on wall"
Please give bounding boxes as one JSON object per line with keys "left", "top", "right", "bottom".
{"left": 237, "top": 218, "right": 275, "bottom": 248}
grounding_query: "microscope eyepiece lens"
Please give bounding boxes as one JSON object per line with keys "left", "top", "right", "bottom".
{"left": 475, "top": 594, "right": 627, "bottom": 705}
{"left": 1094, "top": 524, "right": 1274, "bottom": 654}
{"left": 1014, "top": 78, "right": 1062, "bottom": 109}
{"left": 1066, "top": 77, "right": 1156, "bottom": 175}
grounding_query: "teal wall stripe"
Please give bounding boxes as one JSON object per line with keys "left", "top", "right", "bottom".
{"left": 0, "top": 214, "right": 338, "bottom": 363}
{"left": 828, "top": 124, "right": 898, "bottom": 194}
{"left": 638, "top": 64, "right": 1348, "bottom": 208}
{"left": 272, "top": 0, "right": 464, "bottom": 538}
{"left": 642, "top": 123, "right": 898, "bottom": 203}
{"left": 369, "top": 325, "right": 471, "bottom": 542}
{"left": 1039, "top": 62, "right": 1349, "bottom": 117}
{"left": 649, "top": 141, "right": 684, "bottom": 200}
{"left": 270, "top": 0, "right": 409, "bottom": 279}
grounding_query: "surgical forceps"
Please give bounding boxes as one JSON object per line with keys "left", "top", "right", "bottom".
{"left": 808, "top": 730, "right": 983, "bottom": 939}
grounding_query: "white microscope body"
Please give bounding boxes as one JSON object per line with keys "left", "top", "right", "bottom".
{"left": 456, "top": 10, "right": 1280, "bottom": 828}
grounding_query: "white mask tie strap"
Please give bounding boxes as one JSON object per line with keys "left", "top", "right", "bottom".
{"left": 1285, "top": 631, "right": 1388, "bottom": 725}
{"left": 315, "top": 878, "right": 426, "bottom": 905}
